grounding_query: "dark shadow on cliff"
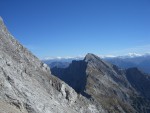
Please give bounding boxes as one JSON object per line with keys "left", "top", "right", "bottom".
{"left": 51, "top": 60, "right": 91, "bottom": 99}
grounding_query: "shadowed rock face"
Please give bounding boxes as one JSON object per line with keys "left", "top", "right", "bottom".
{"left": 126, "top": 68, "right": 150, "bottom": 99}
{"left": 52, "top": 60, "right": 87, "bottom": 93}
{"left": 52, "top": 53, "right": 150, "bottom": 113}
{"left": 0, "top": 17, "right": 106, "bottom": 113}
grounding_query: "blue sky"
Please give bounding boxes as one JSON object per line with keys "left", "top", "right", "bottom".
{"left": 0, "top": 0, "right": 150, "bottom": 59}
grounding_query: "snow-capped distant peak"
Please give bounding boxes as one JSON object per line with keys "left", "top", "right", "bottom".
{"left": 42, "top": 56, "right": 84, "bottom": 61}
{"left": 117, "top": 53, "right": 150, "bottom": 59}
{"left": 99, "top": 53, "right": 145, "bottom": 59}
{"left": 42, "top": 53, "right": 150, "bottom": 61}
{"left": 42, "top": 57, "right": 62, "bottom": 60}
{"left": 126, "top": 53, "right": 143, "bottom": 58}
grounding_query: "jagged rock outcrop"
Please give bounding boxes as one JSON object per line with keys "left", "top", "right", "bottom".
{"left": 51, "top": 53, "right": 150, "bottom": 113}
{"left": 0, "top": 17, "right": 106, "bottom": 113}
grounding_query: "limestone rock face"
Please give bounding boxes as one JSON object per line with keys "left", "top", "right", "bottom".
{"left": 0, "top": 17, "right": 105, "bottom": 113}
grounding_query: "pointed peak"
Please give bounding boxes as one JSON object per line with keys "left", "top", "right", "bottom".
{"left": 85, "top": 53, "right": 95, "bottom": 58}
{"left": 84, "top": 53, "right": 101, "bottom": 62}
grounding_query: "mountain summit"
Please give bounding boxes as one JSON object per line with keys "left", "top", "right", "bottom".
{"left": 84, "top": 53, "right": 100, "bottom": 62}
{"left": 52, "top": 53, "right": 150, "bottom": 113}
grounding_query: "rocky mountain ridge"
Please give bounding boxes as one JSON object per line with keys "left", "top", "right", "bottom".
{"left": 0, "top": 17, "right": 105, "bottom": 113}
{"left": 51, "top": 53, "right": 150, "bottom": 113}
{"left": 1, "top": 16, "right": 150, "bottom": 113}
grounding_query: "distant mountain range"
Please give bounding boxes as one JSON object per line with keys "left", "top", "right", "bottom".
{"left": 43, "top": 53, "right": 150, "bottom": 74}
{"left": 104, "top": 53, "right": 150, "bottom": 74}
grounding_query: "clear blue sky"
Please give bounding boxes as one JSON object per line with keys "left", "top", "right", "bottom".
{"left": 0, "top": 0, "right": 150, "bottom": 59}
